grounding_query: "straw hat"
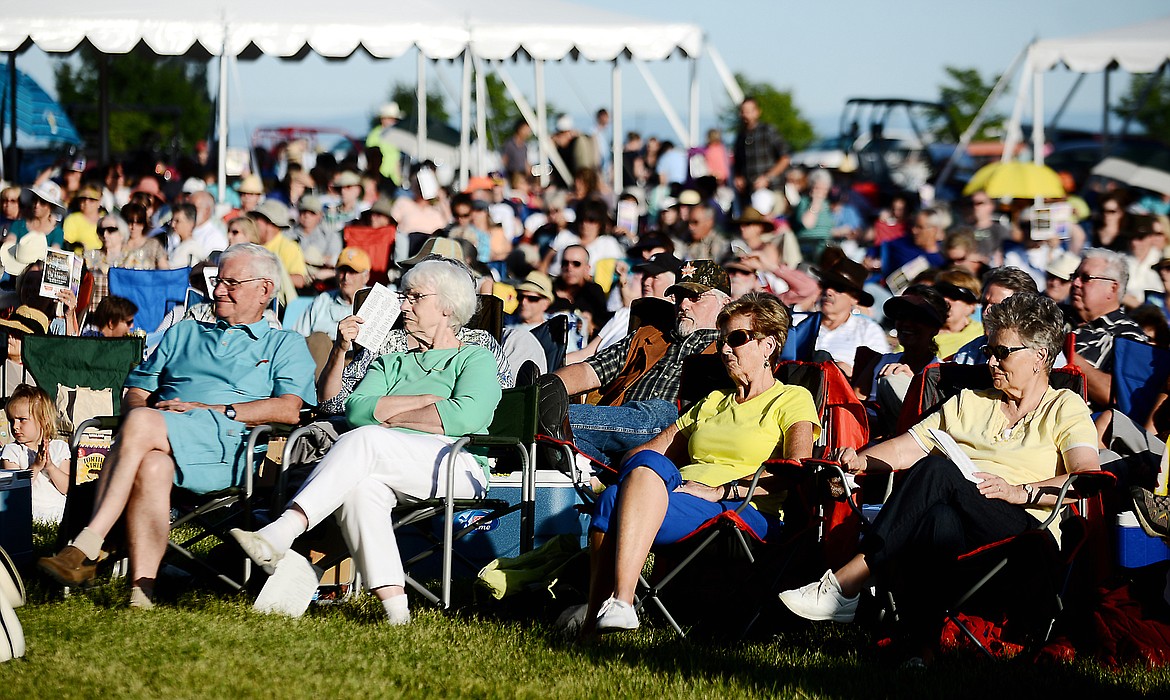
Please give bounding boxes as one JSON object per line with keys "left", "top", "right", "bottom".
{"left": 0, "top": 305, "right": 50, "bottom": 336}
{"left": 0, "top": 233, "right": 49, "bottom": 276}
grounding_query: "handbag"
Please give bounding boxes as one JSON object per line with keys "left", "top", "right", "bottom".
{"left": 0, "top": 546, "right": 25, "bottom": 662}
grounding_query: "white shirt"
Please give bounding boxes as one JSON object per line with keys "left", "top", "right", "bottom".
{"left": 3, "top": 440, "right": 70, "bottom": 523}
{"left": 1127, "top": 247, "right": 1164, "bottom": 301}
{"left": 193, "top": 220, "right": 228, "bottom": 255}
{"left": 547, "top": 231, "right": 626, "bottom": 277}
{"left": 815, "top": 313, "right": 889, "bottom": 367}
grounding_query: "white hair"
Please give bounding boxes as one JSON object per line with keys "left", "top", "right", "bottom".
{"left": 219, "top": 243, "right": 281, "bottom": 301}
{"left": 402, "top": 259, "right": 477, "bottom": 328}
{"left": 1081, "top": 247, "right": 1129, "bottom": 294}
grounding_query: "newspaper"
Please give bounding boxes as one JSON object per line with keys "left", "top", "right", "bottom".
{"left": 39, "top": 249, "right": 82, "bottom": 299}
{"left": 885, "top": 255, "right": 930, "bottom": 296}
{"left": 353, "top": 283, "right": 402, "bottom": 351}
{"left": 927, "top": 429, "right": 982, "bottom": 484}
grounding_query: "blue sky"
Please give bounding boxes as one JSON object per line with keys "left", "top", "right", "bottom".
{"left": 13, "top": 0, "right": 1170, "bottom": 143}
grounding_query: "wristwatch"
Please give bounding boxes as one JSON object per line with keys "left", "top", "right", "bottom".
{"left": 1021, "top": 483, "right": 1035, "bottom": 504}
{"left": 224, "top": 404, "right": 237, "bottom": 421}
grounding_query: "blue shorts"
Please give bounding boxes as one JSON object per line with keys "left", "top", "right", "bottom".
{"left": 161, "top": 408, "right": 249, "bottom": 494}
{"left": 589, "top": 450, "right": 775, "bottom": 545}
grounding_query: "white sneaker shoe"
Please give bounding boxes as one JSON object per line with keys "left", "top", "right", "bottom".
{"left": 229, "top": 528, "right": 283, "bottom": 576}
{"left": 778, "top": 569, "right": 859, "bottom": 622}
{"left": 595, "top": 597, "right": 639, "bottom": 632}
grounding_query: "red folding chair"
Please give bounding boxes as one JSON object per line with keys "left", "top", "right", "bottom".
{"left": 342, "top": 224, "right": 396, "bottom": 285}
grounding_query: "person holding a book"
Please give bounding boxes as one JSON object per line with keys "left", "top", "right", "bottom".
{"left": 778, "top": 293, "right": 1100, "bottom": 665}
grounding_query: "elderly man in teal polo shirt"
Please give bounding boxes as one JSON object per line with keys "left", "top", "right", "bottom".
{"left": 39, "top": 243, "right": 317, "bottom": 608}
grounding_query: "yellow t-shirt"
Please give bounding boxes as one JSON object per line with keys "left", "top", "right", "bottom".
{"left": 935, "top": 320, "right": 984, "bottom": 360}
{"left": 675, "top": 380, "right": 821, "bottom": 487}
{"left": 263, "top": 234, "right": 308, "bottom": 278}
{"left": 63, "top": 212, "right": 102, "bottom": 251}
{"left": 908, "top": 386, "right": 1097, "bottom": 532}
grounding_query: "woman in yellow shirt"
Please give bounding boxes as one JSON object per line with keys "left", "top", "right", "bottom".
{"left": 779, "top": 292, "right": 1100, "bottom": 660}
{"left": 579, "top": 292, "right": 820, "bottom": 634}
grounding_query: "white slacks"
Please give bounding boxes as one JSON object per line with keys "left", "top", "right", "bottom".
{"left": 291, "top": 425, "right": 488, "bottom": 591}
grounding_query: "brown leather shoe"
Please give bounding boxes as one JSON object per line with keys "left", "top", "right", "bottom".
{"left": 38, "top": 546, "right": 97, "bottom": 587}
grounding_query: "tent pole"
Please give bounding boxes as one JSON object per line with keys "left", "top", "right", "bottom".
{"left": 493, "top": 62, "right": 571, "bottom": 185}
{"left": 688, "top": 52, "right": 700, "bottom": 149}
{"left": 417, "top": 50, "right": 427, "bottom": 164}
{"left": 475, "top": 54, "right": 487, "bottom": 177}
{"left": 612, "top": 57, "right": 622, "bottom": 194}
{"left": 1001, "top": 51, "right": 1033, "bottom": 164}
{"left": 535, "top": 60, "right": 548, "bottom": 188}
{"left": 459, "top": 49, "right": 472, "bottom": 190}
{"left": 1032, "top": 68, "right": 1044, "bottom": 167}
{"left": 98, "top": 54, "right": 109, "bottom": 165}
{"left": 8, "top": 54, "right": 17, "bottom": 180}
{"left": 1048, "top": 72, "right": 1085, "bottom": 133}
{"left": 705, "top": 45, "right": 743, "bottom": 106}
{"left": 1101, "top": 66, "right": 1111, "bottom": 157}
{"left": 632, "top": 59, "right": 689, "bottom": 146}
{"left": 216, "top": 47, "right": 229, "bottom": 205}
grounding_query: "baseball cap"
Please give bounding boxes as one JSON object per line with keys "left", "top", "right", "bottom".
{"left": 634, "top": 252, "right": 683, "bottom": 277}
{"left": 665, "top": 259, "right": 731, "bottom": 298}
{"left": 336, "top": 247, "right": 371, "bottom": 273}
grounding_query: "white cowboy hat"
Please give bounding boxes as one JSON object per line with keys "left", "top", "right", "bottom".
{"left": 0, "top": 233, "right": 49, "bottom": 276}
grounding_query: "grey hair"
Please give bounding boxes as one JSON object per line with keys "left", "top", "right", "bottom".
{"left": 1081, "top": 247, "right": 1129, "bottom": 294}
{"left": 918, "top": 207, "right": 944, "bottom": 230}
{"left": 219, "top": 243, "right": 282, "bottom": 301}
{"left": 982, "top": 292, "right": 1064, "bottom": 372}
{"left": 402, "top": 258, "right": 477, "bottom": 328}
{"left": 808, "top": 169, "right": 833, "bottom": 188}
{"left": 982, "top": 266, "right": 1038, "bottom": 296}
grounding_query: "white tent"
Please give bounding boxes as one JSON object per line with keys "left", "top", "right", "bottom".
{"left": 1, "top": 0, "right": 738, "bottom": 195}
{"left": 1002, "top": 15, "right": 1170, "bottom": 166}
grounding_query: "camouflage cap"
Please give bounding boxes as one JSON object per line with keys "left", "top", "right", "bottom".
{"left": 665, "top": 259, "right": 731, "bottom": 298}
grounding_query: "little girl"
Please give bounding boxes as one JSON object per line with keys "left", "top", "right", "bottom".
{"left": 2, "top": 385, "right": 70, "bottom": 524}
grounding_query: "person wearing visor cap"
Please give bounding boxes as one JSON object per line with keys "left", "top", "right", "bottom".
{"left": 549, "top": 260, "right": 731, "bottom": 467}
{"left": 933, "top": 269, "right": 984, "bottom": 359}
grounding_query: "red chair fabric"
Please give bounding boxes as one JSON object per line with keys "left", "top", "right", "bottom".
{"left": 343, "top": 224, "right": 396, "bottom": 284}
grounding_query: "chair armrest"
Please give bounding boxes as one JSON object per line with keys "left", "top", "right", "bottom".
{"left": 1064, "top": 471, "right": 1116, "bottom": 498}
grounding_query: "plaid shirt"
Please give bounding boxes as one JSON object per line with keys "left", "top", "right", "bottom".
{"left": 586, "top": 327, "right": 718, "bottom": 405}
{"left": 733, "top": 121, "right": 789, "bottom": 184}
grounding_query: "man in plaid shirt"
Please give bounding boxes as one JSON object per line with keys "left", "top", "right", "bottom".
{"left": 732, "top": 97, "right": 790, "bottom": 213}
{"left": 552, "top": 261, "right": 730, "bottom": 465}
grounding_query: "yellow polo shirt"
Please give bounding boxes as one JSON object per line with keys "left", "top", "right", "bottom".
{"left": 263, "top": 233, "right": 308, "bottom": 278}
{"left": 63, "top": 212, "right": 102, "bottom": 251}
{"left": 676, "top": 380, "right": 820, "bottom": 487}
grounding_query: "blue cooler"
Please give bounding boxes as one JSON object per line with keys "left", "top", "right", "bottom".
{"left": 0, "top": 470, "right": 32, "bottom": 569}
{"left": 1116, "top": 511, "right": 1170, "bottom": 568}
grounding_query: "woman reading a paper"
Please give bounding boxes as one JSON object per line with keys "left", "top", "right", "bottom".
{"left": 778, "top": 293, "right": 1100, "bottom": 656}
{"left": 316, "top": 256, "right": 512, "bottom": 416}
{"left": 232, "top": 258, "right": 503, "bottom": 624}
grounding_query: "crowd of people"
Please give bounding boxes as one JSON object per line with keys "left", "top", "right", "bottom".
{"left": 6, "top": 95, "right": 1170, "bottom": 662}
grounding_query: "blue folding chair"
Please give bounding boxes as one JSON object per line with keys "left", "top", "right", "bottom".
{"left": 781, "top": 312, "right": 821, "bottom": 361}
{"left": 108, "top": 267, "right": 192, "bottom": 335}
{"left": 1111, "top": 336, "right": 1170, "bottom": 423}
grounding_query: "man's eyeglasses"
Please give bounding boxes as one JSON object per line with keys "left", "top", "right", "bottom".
{"left": 211, "top": 276, "right": 266, "bottom": 290}
{"left": 518, "top": 293, "right": 546, "bottom": 303}
{"left": 981, "top": 344, "right": 1029, "bottom": 361}
{"left": 563, "top": 259, "right": 586, "bottom": 268}
{"left": 717, "top": 328, "right": 763, "bottom": 349}
{"left": 1073, "top": 272, "right": 1115, "bottom": 284}
{"left": 397, "top": 291, "right": 435, "bottom": 304}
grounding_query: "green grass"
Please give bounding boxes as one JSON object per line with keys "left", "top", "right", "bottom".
{"left": 6, "top": 525, "right": 1170, "bottom": 698}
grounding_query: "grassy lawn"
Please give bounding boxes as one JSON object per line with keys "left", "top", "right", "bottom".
{"left": 5, "top": 528, "right": 1170, "bottom": 698}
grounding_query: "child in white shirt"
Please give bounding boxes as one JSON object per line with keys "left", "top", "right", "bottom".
{"left": 2, "top": 385, "right": 70, "bottom": 524}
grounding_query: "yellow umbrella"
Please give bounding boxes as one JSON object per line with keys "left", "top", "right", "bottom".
{"left": 962, "top": 161, "right": 1066, "bottom": 199}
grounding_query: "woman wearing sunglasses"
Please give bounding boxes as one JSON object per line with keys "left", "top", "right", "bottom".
{"left": 780, "top": 292, "right": 1100, "bottom": 664}
{"left": 575, "top": 292, "right": 819, "bottom": 635}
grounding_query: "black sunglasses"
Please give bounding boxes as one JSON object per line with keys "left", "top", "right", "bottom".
{"left": 981, "top": 344, "right": 1029, "bottom": 361}
{"left": 563, "top": 259, "right": 586, "bottom": 268}
{"left": 99, "top": 226, "right": 120, "bottom": 234}
{"left": 717, "top": 328, "right": 762, "bottom": 349}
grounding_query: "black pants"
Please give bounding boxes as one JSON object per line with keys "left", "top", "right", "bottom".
{"left": 862, "top": 455, "right": 1044, "bottom": 642}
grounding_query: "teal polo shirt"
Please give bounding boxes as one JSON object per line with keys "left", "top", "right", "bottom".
{"left": 125, "top": 317, "right": 317, "bottom": 493}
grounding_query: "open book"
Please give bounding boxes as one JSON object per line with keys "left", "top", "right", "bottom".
{"left": 927, "top": 429, "right": 982, "bottom": 484}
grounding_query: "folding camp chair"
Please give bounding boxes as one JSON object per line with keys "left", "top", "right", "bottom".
{"left": 1110, "top": 336, "right": 1170, "bottom": 425}
{"left": 343, "top": 225, "right": 396, "bottom": 285}
{"left": 108, "top": 266, "right": 191, "bottom": 335}
{"left": 276, "top": 384, "right": 540, "bottom": 609}
{"left": 781, "top": 312, "right": 821, "bottom": 362}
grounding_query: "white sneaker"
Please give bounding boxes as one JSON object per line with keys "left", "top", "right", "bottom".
{"left": 229, "top": 528, "right": 283, "bottom": 576}
{"left": 595, "top": 597, "right": 639, "bottom": 632}
{"left": 778, "top": 569, "right": 859, "bottom": 623}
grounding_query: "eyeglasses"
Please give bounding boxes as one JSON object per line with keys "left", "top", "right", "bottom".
{"left": 1073, "top": 272, "right": 1115, "bottom": 284}
{"left": 397, "top": 291, "right": 435, "bottom": 304}
{"left": 981, "top": 344, "right": 1029, "bottom": 361}
{"left": 211, "top": 276, "right": 266, "bottom": 290}
{"left": 563, "top": 259, "right": 586, "bottom": 268}
{"left": 518, "top": 293, "right": 546, "bottom": 303}
{"left": 717, "top": 328, "right": 763, "bottom": 349}
{"left": 99, "top": 226, "right": 120, "bottom": 234}
{"left": 1103, "top": 207, "right": 1121, "bottom": 215}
